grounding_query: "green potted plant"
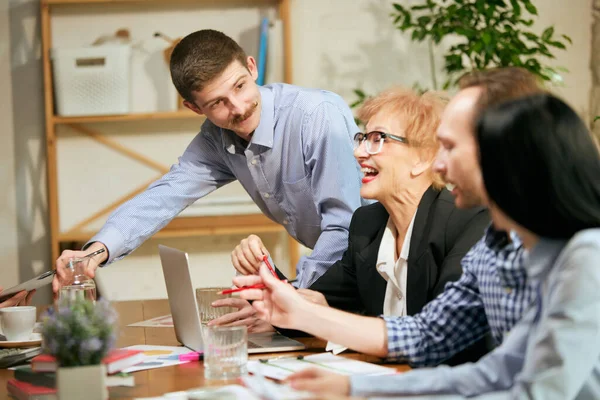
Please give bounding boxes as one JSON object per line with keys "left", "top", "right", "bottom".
{"left": 351, "top": 0, "right": 572, "bottom": 110}
{"left": 391, "top": 0, "right": 571, "bottom": 89}
{"left": 40, "top": 298, "right": 117, "bottom": 399}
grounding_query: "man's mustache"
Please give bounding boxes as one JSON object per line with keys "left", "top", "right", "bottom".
{"left": 230, "top": 100, "right": 259, "bottom": 126}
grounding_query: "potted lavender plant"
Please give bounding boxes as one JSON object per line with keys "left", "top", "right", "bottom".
{"left": 40, "top": 298, "right": 117, "bottom": 400}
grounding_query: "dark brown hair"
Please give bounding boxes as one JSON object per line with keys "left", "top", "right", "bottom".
{"left": 458, "top": 67, "right": 546, "bottom": 118}
{"left": 170, "top": 29, "right": 248, "bottom": 102}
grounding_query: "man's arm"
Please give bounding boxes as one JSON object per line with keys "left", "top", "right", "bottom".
{"left": 385, "top": 239, "right": 491, "bottom": 367}
{"left": 89, "top": 129, "right": 235, "bottom": 264}
{"left": 295, "top": 101, "right": 363, "bottom": 288}
{"left": 350, "top": 306, "right": 533, "bottom": 397}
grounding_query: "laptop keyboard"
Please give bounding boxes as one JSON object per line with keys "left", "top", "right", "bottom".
{"left": 248, "top": 341, "right": 262, "bottom": 349}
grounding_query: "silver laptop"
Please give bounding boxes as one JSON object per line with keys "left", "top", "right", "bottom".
{"left": 158, "top": 245, "right": 305, "bottom": 354}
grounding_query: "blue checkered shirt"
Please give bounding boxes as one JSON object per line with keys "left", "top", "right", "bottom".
{"left": 385, "top": 226, "right": 536, "bottom": 367}
{"left": 89, "top": 84, "right": 364, "bottom": 288}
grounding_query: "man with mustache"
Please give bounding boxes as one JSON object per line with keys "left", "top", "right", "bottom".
{"left": 52, "top": 29, "right": 364, "bottom": 291}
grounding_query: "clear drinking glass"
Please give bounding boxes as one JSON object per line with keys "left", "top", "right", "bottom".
{"left": 195, "top": 287, "right": 235, "bottom": 324}
{"left": 203, "top": 325, "right": 248, "bottom": 380}
{"left": 58, "top": 257, "right": 97, "bottom": 303}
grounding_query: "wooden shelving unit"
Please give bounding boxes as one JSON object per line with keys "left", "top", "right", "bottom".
{"left": 41, "top": 0, "right": 299, "bottom": 275}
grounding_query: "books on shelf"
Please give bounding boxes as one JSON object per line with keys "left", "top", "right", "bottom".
{"left": 31, "top": 348, "right": 144, "bottom": 374}
{"left": 257, "top": 17, "right": 269, "bottom": 86}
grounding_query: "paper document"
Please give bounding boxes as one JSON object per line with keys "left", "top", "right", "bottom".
{"left": 134, "top": 384, "right": 261, "bottom": 400}
{"left": 121, "top": 345, "right": 191, "bottom": 373}
{"left": 247, "top": 352, "right": 397, "bottom": 381}
{"left": 326, "top": 340, "right": 348, "bottom": 355}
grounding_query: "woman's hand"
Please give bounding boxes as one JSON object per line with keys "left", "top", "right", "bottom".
{"left": 234, "top": 265, "right": 311, "bottom": 330}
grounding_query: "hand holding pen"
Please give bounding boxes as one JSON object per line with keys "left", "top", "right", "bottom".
{"left": 221, "top": 256, "right": 295, "bottom": 295}
{"left": 231, "top": 265, "right": 306, "bottom": 330}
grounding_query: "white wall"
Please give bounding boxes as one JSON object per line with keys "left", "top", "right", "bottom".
{"left": 3, "top": 0, "right": 52, "bottom": 306}
{"left": 3, "top": 0, "right": 593, "bottom": 303}
{"left": 1, "top": 0, "right": 20, "bottom": 290}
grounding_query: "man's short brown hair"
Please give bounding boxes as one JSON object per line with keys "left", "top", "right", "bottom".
{"left": 170, "top": 29, "right": 248, "bottom": 103}
{"left": 458, "top": 67, "right": 546, "bottom": 117}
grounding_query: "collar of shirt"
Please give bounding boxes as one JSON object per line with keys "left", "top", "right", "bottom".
{"left": 483, "top": 224, "right": 528, "bottom": 289}
{"left": 526, "top": 237, "right": 568, "bottom": 283}
{"left": 376, "top": 213, "right": 417, "bottom": 290}
{"left": 222, "top": 86, "right": 275, "bottom": 155}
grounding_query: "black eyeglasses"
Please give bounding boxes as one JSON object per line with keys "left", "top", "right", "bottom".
{"left": 353, "top": 131, "right": 409, "bottom": 155}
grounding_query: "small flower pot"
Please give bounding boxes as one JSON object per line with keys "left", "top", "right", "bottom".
{"left": 56, "top": 364, "right": 108, "bottom": 400}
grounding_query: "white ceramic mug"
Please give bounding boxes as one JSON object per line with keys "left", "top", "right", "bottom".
{"left": 0, "top": 306, "right": 36, "bottom": 341}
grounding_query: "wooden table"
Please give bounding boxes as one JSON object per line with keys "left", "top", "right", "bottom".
{"left": 0, "top": 300, "right": 410, "bottom": 399}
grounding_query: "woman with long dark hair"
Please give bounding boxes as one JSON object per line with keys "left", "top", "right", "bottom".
{"left": 235, "top": 93, "right": 600, "bottom": 399}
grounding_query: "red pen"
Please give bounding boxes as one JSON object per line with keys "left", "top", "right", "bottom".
{"left": 263, "top": 255, "right": 277, "bottom": 277}
{"left": 219, "top": 279, "right": 297, "bottom": 295}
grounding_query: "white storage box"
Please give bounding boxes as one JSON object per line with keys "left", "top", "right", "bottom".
{"left": 51, "top": 45, "right": 131, "bottom": 116}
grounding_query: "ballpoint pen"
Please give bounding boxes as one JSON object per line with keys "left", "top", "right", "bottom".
{"left": 219, "top": 279, "right": 297, "bottom": 295}
{"left": 262, "top": 255, "right": 277, "bottom": 277}
{"left": 83, "top": 248, "right": 106, "bottom": 259}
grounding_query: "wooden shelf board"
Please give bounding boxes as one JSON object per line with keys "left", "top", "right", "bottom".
{"left": 53, "top": 110, "right": 204, "bottom": 124}
{"left": 58, "top": 214, "right": 285, "bottom": 242}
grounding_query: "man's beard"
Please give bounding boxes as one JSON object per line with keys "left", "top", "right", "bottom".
{"left": 228, "top": 100, "right": 259, "bottom": 130}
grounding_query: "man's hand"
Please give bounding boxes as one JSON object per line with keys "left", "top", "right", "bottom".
{"left": 208, "top": 298, "right": 276, "bottom": 333}
{"left": 286, "top": 368, "right": 351, "bottom": 395}
{"left": 52, "top": 242, "right": 108, "bottom": 293}
{"left": 235, "top": 265, "right": 312, "bottom": 330}
{"left": 0, "top": 289, "right": 36, "bottom": 308}
{"left": 297, "top": 289, "right": 329, "bottom": 307}
{"left": 231, "top": 234, "right": 269, "bottom": 275}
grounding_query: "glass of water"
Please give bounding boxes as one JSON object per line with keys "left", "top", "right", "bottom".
{"left": 58, "top": 257, "right": 97, "bottom": 303}
{"left": 196, "top": 287, "right": 235, "bottom": 324}
{"left": 203, "top": 325, "right": 248, "bottom": 380}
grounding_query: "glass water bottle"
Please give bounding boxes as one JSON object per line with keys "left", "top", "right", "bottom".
{"left": 58, "top": 257, "right": 97, "bottom": 303}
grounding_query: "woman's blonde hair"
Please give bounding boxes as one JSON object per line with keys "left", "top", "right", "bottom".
{"left": 357, "top": 87, "right": 448, "bottom": 189}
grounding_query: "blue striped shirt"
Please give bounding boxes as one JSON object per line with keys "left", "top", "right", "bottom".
{"left": 385, "top": 227, "right": 536, "bottom": 366}
{"left": 89, "top": 84, "right": 364, "bottom": 288}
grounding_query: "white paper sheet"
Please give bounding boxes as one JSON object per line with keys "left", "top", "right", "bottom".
{"left": 121, "top": 345, "right": 192, "bottom": 373}
{"left": 247, "top": 352, "right": 397, "bottom": 381}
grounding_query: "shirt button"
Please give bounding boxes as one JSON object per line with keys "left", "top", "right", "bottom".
{"left": 250, "top": 159, "right": 257, "bottom": 165}
{"left": 504, "top": 287, "right": 513, "bottom": 294}
{"left": 263, "top": 193, "right": 271, "bottom": 199}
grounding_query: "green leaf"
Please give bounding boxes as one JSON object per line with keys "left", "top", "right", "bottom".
{"left": 523, "top": 1, "right": 538, "bottom": 15}
{"left": 411, "top": 4, "right": 432, "bottom": 11}
{"left": 417, "top": 16, "right": 431, "bottom": 26}
{"left": 509, "top": 0, "right": 521, "bottom": 16}
{"left": 393, "top": 3, "right": 405, "bottom": 12}
{"left": 548, "top": 41, "right": 566, "bottom": 50}
{"left": 482, "top": 32, "right": 492, "bottom": 45}
{"left": 353, "top": 89, "right": 366, "bottom": 98}
{"left": 594, "top": 116, "right": 600, "bottom": 122}
{"left": 541, "top": 26, "right": 554, "bottom": 41}
{"left": 562, "top": 34, "right": 573, "bottom": 44}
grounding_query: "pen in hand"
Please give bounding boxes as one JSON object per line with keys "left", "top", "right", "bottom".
{"left": 219, "top": 279, "right": 297, "bottom": 295}
{"left": 83, "top": 248, "right": 106, "bottom": 259}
